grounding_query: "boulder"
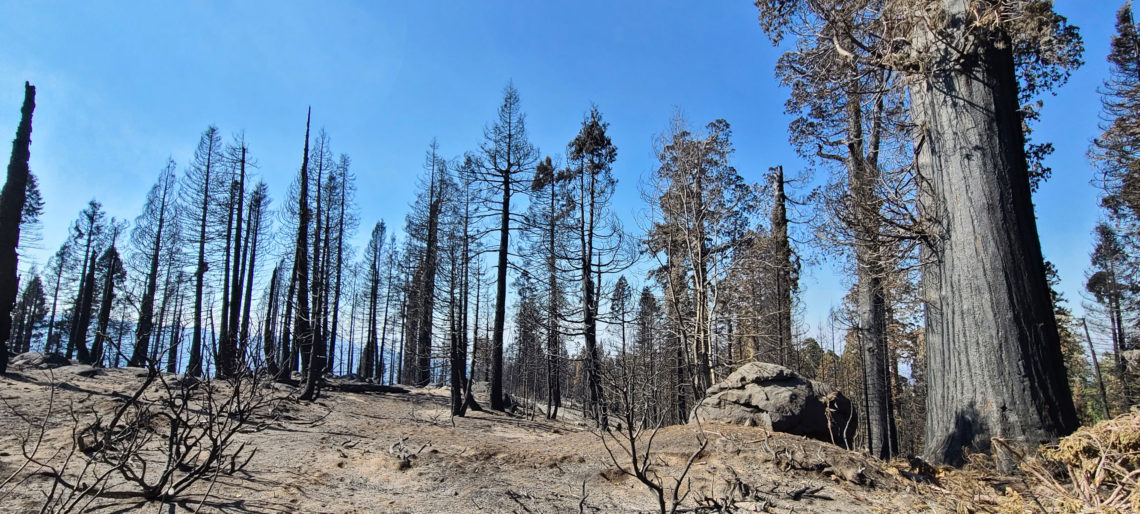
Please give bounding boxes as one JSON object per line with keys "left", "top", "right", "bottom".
{"left": 54, "top": 364, "right": 104, "bottom": 378}
{"left": 690, "top": 362, "right": 857, "bottom": 448}
{"left": 470, "top": 381, "right": 490, "bottom": 395}
{"left": 9, "top": 352, "right": 71, "bottom": 370}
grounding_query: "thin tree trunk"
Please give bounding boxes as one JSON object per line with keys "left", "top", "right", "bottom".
{"left": 222, "top": 146, "right": 246, "bottom": 376}
{"left": 296, "top": 109, "right": 320, "bottom": 400}
{"left": 188, "top": 133, "right": 216, "bottom": 378}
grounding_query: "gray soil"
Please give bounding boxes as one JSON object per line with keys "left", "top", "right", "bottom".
{"left": 0, "top": 367, "right": 945, "bottom": 513}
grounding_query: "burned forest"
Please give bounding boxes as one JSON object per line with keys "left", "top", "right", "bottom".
{"left": 1, "top": 1, "right": 1138, "bottom": 512}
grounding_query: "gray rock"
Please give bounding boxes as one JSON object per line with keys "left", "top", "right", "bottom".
{"left": 53, "top": 364, "right": 104, "bottom": 378}
{"left": 9, "top": 352, "right": 71, "bottom": 370}
{"left": 691, "top": 362, "right": 857, "bottom": 448}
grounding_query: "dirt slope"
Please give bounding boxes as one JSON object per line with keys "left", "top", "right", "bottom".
{"left": 0, "top": 367, "right": 944, "bottom": 513}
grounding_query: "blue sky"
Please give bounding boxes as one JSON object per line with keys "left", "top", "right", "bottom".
{"left": 0, "top": 1, "right": 1119, "bottom": 342}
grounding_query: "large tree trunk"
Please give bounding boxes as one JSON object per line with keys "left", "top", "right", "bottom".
{"left": 217, "top": 176, "right": 236, "bottom": 377}
{"left": 910, "top": 1, "right": 1078, "bottom": 468}
{"left": 0, "top": 82, "right": 33, "bottom": 374}
{"left": 490, "top": 185, "right": 510, "bottom": 410}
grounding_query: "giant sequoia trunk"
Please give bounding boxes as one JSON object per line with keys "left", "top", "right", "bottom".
{"left": 0, "top": 82, "right": 34, "bottom": 374}
{"left": 910, "top": 1, "right": 1078, "bottom": 467}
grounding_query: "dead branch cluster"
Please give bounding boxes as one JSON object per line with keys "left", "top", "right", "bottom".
{"left": 1, "top": 366, "right": 284, "bottom": 512}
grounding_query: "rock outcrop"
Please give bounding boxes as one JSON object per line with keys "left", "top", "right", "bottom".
{"left": 9, "top": 351, "right": 71, "bottom": 370}
{"left": 690, "top": 362, "right": 857, "bottom": 448}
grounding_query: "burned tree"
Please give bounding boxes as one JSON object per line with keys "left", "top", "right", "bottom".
{"left": 182, "top": 126, "right": 222, "bottom": 378}
{"left": 475, "top": 84, "right": 539, "bottom": 409}
{"left": 0, "top": 82, "right": 34, "bottom": 374}
{"left": 129, "top": 159, "right": 178, "bottom": 367}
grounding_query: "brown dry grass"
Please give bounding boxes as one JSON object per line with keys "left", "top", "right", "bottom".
{"left": 920, "top": 409, "right": 1140, "bottom": 513}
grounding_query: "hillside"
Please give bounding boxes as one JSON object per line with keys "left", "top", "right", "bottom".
{"left": 0, "top": 364, "right": 950, "bottom": 513}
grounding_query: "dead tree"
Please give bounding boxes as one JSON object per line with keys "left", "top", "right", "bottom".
{"left": 0, "top": 81, "right": 34, "bottom": 374}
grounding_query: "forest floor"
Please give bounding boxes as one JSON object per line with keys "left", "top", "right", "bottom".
{"left": 0, "top": 365, "right": 1070, "bottom": 513}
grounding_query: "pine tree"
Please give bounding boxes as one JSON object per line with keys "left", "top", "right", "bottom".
{"left": 67, "top": 200, "right": 106, "bottom": 364}
{"left": 90, "top": 227, "right": 125, "bottom": 367}
{"left": 129, "top": 159, "right": 178, "bottom": 367}
{"left": 1093, "top": 2, "right": 1140, "bottom": 220}
{"left": 183, "top": 126, "right": 222, "bottom": 378}
{"left": 476, "top": 84, "right": 539, "bottom": 409}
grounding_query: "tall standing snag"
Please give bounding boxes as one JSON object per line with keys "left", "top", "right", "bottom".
{"left": 477, "top": 84, "right": 539, "bottom": 410}
{"left": 295, "top": 109, "right": 319, "bottom": 401}
{"left": 0, "top": 81, "right": 34, "bottom": 375}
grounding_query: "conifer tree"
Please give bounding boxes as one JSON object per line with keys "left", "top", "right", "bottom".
{"left": 0, "top": 82, "right": 35, "bottom": 374}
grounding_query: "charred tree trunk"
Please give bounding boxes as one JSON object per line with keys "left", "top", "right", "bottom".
{"left": 771, "top": 166, "right": 793, "bottom": 368}
{"left": 278, "top": 259, "right": 298, "bottom": 382}
{"left": 264, "top": 265, "right": 280, "bottom": 377}
{"left": 217, "top": 177, "right": 236, "bottom": 376}
{"left": 328, "top": 175, "right": 347, "bottom": 378}
{"left": 491, "top": 183, "right": 510, "bottom": 409}
{"left": 414, "top": 195, "right": 441, "bottom": 387}
{"left": 0, "top": 82, "right": 33, "bottom": 374}
{"left": 131, "top": 173, "right": 172, "bottom": 368}
{"left": 166, "top": 282, "right": 184, "bottom": 373}
{"left": 579, "top": 165, "right": 606, "bottom": 428}
{"left": 295, "top": 109, "right": 319, "bottom": 400}
{"left": 91, "top": 246, "right": 120, "bottom": 367}
{"left": 221, "top": 145, "right": 246, "bottom": 377}
{"left": 844, "top": 86, "right": 897, "bottom": 459}
{"left": 308, "top": 147, "right": 325, "bottom": 380}
{"left": 239, "top": 193, "right": 261, "bottom": 367}
{"left": 187, "top": 133, "right": 217, "bottom": 378}
{"left": 910, "top": 2, "right": 1078, "bottom": 468}
{"left": 72, "top": 257, "right": 97, "bottom": 364}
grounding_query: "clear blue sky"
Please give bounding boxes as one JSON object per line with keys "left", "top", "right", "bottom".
{"left": 0, "top": 1, "right": 1118, "bottom": 339}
